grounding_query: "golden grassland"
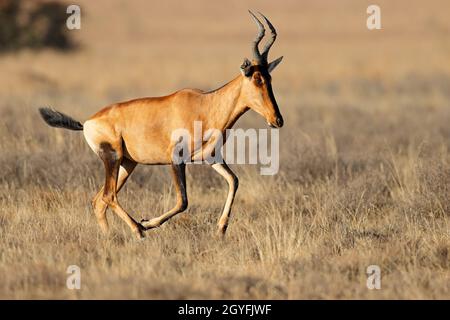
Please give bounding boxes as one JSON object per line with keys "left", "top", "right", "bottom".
{"left": 0, "top": 0, "right": 449, "bottom": 298}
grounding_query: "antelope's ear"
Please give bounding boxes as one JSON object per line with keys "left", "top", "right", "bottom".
{"left": 240, "top": 58, "right": 252, "bottom": 77}
{"left": 267, "top": 56, "right": 283, "bottom": 73}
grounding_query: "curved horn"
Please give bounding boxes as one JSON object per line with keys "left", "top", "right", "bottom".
{"left": 248, "top": 10, "right": 265, "bottom": 63}
{"left": 258, "top": 12, "right": 277, "bottom": 62}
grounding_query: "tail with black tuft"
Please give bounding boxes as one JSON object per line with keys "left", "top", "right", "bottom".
{"left": 39, "top": 107, "right": 83, "bottom": 131}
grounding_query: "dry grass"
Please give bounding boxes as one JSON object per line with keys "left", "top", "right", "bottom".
{"left": 0, "top": 0, "right": 449, "bottom": 299}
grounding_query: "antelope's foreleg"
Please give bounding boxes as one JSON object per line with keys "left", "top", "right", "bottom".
{"left": 141, "top": 163, "right": 187, "bottom": 229}
{"left": 92, "top": 158, "right": 137, "bottom": 234}
{"left": 211, "top": 162, "right": 238, "bottom": 236}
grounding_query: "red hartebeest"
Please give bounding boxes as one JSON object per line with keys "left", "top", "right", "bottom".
{"left": 39, "top": 11, "right": 284, "bottom": 239}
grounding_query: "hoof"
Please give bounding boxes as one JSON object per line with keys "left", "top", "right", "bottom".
{"left": 134, "top": 224, "right": 146, "bottom": 239}
{"left": 216, "top": 224, "right": 228, "bottom": 238}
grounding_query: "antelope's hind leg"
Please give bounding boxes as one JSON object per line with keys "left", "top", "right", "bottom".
{"left": 141, "top": 163, "right": 187, "bottom": 229}
{"left": 92, "top": 157, "right": 137, "bottom": 234}
{"left": 98, "top": 142, "right": 144, "bottom": 239}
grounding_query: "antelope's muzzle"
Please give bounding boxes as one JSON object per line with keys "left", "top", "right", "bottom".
{"left": 269, "top": 116, "right": 284, "bottom": 128}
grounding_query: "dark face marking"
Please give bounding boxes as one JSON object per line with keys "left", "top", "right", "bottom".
{"left": 242, "top": 64, "right": 283, "bottom": 128}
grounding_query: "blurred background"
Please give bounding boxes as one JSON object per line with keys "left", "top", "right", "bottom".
{"left": 1, "top": 0, "right": 450, "bottom": 111}
{"left": 0, "top": 0, "right": 448, "bottom": 299}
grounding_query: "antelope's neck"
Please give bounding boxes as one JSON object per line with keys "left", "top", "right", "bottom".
{"left": 203, "top": 75, "right": 248, "bottom": 132}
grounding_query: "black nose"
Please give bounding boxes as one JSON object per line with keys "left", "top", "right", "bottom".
{"left": 276, "top": 117, "right": 284, "bottom": 128}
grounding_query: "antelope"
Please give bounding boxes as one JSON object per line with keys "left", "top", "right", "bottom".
{"left": 39, "top": 11, "right": 284, "bottom": 239}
